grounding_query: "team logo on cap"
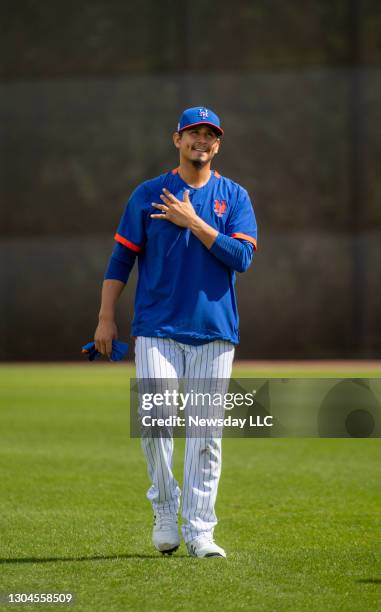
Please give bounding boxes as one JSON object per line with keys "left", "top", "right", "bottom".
{"left": 214, "top": 199, "right": 227, "bottom": 217}
{"left": 198, "top": 108, "right": 209, "bottom": 119}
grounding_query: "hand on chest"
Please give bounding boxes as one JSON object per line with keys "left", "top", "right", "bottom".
{"left": 147, "top": 187, "right": 230, "bottom": 239}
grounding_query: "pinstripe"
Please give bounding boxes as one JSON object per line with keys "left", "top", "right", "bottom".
{"left": 136, "top": 336, "right": 183, "bottom": 517}
{"left": 135, "top": 336, "right": 234, "bottom": 540}
{"left": 180, "top": 340, "right": 235, "bottom": 543}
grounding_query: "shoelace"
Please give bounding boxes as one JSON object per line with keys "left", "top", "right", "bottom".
{"left": 189, "top": 536, "right": 215, "bottom": 550}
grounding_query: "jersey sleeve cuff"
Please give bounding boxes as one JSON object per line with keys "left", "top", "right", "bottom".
{"left": 230, "top": 233, "right": 257, "bottom": 250}
{"left": 114, "top": 233, "right": 143, "bottom": 253}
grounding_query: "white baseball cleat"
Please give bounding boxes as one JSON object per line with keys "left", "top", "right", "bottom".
{"left": 152, "top": 514, "right": 180, "bottom": 555}
{"left": 187, "top": 535, "right": 226, "bottom": 558}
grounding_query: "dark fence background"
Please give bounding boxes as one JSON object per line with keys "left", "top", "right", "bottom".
{"left": 1, "top": 0, "right": 380, "bottom": 360}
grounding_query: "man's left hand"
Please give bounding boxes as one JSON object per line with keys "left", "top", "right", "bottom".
{"left": 151, "top": 188, "right": 197, "bottom": 228}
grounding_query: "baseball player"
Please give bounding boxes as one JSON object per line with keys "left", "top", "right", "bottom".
{"left": 94, "top": 107, "right": 257, "bottom": 558}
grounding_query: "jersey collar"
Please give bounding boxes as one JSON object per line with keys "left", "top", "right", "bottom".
{"left": 171, "top": 167, "right": 220, "bottom": 191}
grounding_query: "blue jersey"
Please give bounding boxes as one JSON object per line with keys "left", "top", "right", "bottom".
{"left": 114, "top": 168, "right": 257, "bottom": 345}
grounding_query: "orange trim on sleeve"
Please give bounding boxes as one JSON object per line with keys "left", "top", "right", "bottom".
{"left": 214, "top": 170, "right": 221, "bottom": 178}
{"left": 114, "top": 233, "right": 142, "bottom": 253}
{"left": 231, "top": 233, "right": 257, "bottom": 250}
{"left": 171, "top": 167, "right": 179, "bottom": 175}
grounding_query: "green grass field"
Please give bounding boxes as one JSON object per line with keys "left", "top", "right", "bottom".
{"left": 0, "top": 364, "right": 380, "bottom": 612}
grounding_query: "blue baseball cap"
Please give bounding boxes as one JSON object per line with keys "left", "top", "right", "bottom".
{"left": 177, "top": 107, "right": 224, "bottom": 136}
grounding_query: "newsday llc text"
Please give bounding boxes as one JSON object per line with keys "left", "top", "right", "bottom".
{"left": 140, "top": 414, "right": 273, "bottom": 429}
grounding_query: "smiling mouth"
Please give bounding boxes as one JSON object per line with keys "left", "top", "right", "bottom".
{"left": 192, "top": 147, "right": 208, "bottom": 152}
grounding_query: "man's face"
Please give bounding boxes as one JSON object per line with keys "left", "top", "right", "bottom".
{"left": 173, "top": 125, "right": 221, "bottom": 167}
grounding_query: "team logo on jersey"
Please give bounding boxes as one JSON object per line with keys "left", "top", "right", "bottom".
{"left": 214, "top": 199, "right": 227, "bottom": 217}
{"left": 198, "top": 108, "right": 209, "bottom": 119}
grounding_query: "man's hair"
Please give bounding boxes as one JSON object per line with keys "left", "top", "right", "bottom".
{"left": 177, "top": 126, "right": 221, "bottom": 139}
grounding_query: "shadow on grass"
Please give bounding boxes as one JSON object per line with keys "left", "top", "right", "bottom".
{"left": 356, "top": 579, "right": 381, "bottom": 584}
{"left": 0, "top": 553, "right": 188, "bottom": 564}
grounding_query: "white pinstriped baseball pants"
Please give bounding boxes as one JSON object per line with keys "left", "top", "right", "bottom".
{"left": 135, "top": 336, "right": 235, "bottom": 543}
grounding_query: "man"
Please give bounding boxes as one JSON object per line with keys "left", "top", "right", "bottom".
{"left": 94, "top": 107, "right": 257, "bottom": 558}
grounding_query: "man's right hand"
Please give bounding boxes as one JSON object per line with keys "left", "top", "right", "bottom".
{"left": 94, "top": 318, "right": 118, "bottom": 357}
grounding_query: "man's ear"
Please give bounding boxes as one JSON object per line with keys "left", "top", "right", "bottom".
{"left": 173, "top": 132, "right": 181, "bottom": 149}
{"left": 213, "top": 139, "right": 221, "bottom": 155}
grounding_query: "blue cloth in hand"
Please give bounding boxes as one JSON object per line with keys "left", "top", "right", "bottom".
{"left": 81, "top": 340, "right": 129, "bottom": 362}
